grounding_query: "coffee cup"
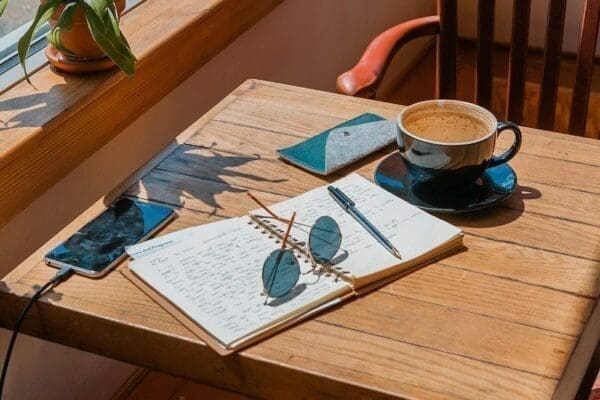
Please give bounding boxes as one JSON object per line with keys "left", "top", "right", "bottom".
{"left": 396, "top": 99, "right": 521, "bottom": 187}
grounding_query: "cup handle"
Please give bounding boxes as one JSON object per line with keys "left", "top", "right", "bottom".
{"left": 489, "top": 121, "right": 522, "bottom": 167}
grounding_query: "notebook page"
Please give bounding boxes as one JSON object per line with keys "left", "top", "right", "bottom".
{"left": 260, "top": 173, "right": 461, "bottom": 281}
{"left": 126, "top": 224, "right": 213, "bottom": 259}
{"left": 127, "top": 217, "right": 350, "bottom": 347}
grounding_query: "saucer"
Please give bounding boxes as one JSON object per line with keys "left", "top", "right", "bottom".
{"left": 45, "top": 45, "right": 116, "bottom": 74}
{"left": 374, "top": 153, "right": 517, "bottom": 213}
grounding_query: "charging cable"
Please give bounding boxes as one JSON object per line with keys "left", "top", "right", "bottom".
{"left": 0, "top": 266, "right": 73, "bottom": 400}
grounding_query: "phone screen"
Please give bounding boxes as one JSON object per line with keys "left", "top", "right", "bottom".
{"left": 45, "top": 198, "right": 174, "bottom": 273}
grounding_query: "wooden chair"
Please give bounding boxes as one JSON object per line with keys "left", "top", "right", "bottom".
{"left": 336, "top": 0, "right": 600, "bottom": 136}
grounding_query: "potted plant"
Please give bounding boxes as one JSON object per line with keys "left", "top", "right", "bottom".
{"left": 0, "top": 0, "right": 136, "bottom": 81}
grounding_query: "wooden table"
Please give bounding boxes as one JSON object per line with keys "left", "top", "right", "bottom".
{"left": 2, "top": 80, "right": 600, "bottom": 400}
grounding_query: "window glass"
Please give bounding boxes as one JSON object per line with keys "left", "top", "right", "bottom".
{"left": 0, "top": 0, "right": 39, "bottom": 38}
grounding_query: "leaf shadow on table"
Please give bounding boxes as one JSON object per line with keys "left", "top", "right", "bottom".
{"left": 0, "top": 74, "right": 91, "bottom": 131}
{"left": 440, "top": 184, "right": 542, "bottom": 228}
{"left": 0, "top": 87, "right": 63, "bottom": 131}
{"left": 127, "top": 143, "right": 288, "bottom": 217}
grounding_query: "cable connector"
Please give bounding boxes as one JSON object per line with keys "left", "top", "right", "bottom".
{"left": 50, "top": 266, "right": 74, "bottom": 284}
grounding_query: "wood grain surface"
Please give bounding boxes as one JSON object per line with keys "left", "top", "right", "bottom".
{"left": 1, "top": 80, "right": 599, "bottom": 400}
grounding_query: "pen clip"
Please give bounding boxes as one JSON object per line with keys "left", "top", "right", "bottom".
{"left": 328, "top": 186, "right": 355, "bottom": 209}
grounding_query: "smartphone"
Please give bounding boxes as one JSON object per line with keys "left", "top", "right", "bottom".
{"left": 45, "top": 198, "right": 175, "bottom": 277}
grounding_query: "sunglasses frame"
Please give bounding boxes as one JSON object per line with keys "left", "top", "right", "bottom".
{"left": 261, "top": 212, "right": 300, "bottom": 304}
{"left": 248, "top": 193, "right": 342, "bottom": 304}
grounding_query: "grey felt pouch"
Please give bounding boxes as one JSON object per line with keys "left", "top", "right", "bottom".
{"left": 277, "top": 113, "right": 397, "bottom": 175}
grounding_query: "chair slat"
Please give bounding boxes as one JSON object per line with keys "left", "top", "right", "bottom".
{"left": 436, "top": 0, "right": 457, "bottom": 99}
{"left": 537, "top": 0, "right": 568, "bottom": 131}
{"left": 506, "top": 0, "right": 531, "bottom": 124}
{"left": 569, "top": 0, "right": 600, "bottom": 136}
{"left": 475, "top": 0, "right": 495, "bottom": 110}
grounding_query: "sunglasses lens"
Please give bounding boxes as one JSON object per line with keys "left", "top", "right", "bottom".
{"left": 309, "top": 216, "right": 342, "bottom": 264}
{"left": 262, "top": 249, "right": 300, "bottom": 298}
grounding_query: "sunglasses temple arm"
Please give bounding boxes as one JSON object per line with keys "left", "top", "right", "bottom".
{"left": 246, "top": 192, "right": 291, "bottom": 223}
{"left": 281, "top": 212, "right": 296, "bottom": 250}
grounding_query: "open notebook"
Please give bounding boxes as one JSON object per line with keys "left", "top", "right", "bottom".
{"left": 121, "top": 174, "right": 463, "bottom": 355}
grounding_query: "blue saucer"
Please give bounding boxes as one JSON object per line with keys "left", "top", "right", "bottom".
{"left": 374, "top": 153, "right": 517, "bottom": 213}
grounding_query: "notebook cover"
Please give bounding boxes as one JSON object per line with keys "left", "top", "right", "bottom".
{"left": 277, "top": 113, "right": 396, "bottom": 175}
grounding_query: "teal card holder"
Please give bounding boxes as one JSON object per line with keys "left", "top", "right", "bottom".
{"left": 277, "top": 113, "right": 396, "bottom": 176}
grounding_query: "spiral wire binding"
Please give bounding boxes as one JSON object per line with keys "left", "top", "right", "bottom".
{"left": 247, "top": 213, "right": 348, "bottom": 282}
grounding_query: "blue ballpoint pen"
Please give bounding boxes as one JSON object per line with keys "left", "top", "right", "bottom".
{"left": 327, "top": 186, "right": 402, "bottom": 259}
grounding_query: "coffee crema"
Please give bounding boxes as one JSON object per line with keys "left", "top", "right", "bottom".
{"left": 403, "top": 110, "right": 492, "bottom": 144}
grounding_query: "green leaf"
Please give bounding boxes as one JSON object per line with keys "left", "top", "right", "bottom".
{"left": 106, "top": 5, "right": 135, "bottom": 60}
{"left": 106, "top": 4, "right": 120, "bottom": 37}
{"left": 83, "top": 0, "right": 111, "bottom": 17}
{"left": 56, "top": 1, "right": 78, "bottom": 31}
{"left": 82, "top": 1, "right": 136, "bottom": 76}
{"left": 0, "top": 0, "right": 8, "bottom": 18}
{"left": 17, "top": 0, "right": 63, "bottom": 83}
{"left": 107, "top": 0, "right": 118, "bottom": 23}
{"left": 46, "top": 2, "right": 78, "bottom": 56}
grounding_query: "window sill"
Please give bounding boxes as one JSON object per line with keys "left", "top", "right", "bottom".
{"left": 0, "top": 0, "right": 281, "bottom": 229}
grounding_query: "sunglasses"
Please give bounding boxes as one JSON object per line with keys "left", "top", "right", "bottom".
{"left": 247, "top": 193, "right": 342, "bottom": 303}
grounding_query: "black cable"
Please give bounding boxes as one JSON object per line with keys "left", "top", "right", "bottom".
{"left": 0, "top": 266, "right": 73, "bottom": 400}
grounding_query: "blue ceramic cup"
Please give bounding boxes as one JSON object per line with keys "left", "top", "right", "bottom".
{"left": 396, "top": 99, "right": 521, "bottom": 187}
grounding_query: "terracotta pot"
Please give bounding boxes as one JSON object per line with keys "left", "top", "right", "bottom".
{"left": 43, "top": 0, "right": 127, "bottom": 73}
